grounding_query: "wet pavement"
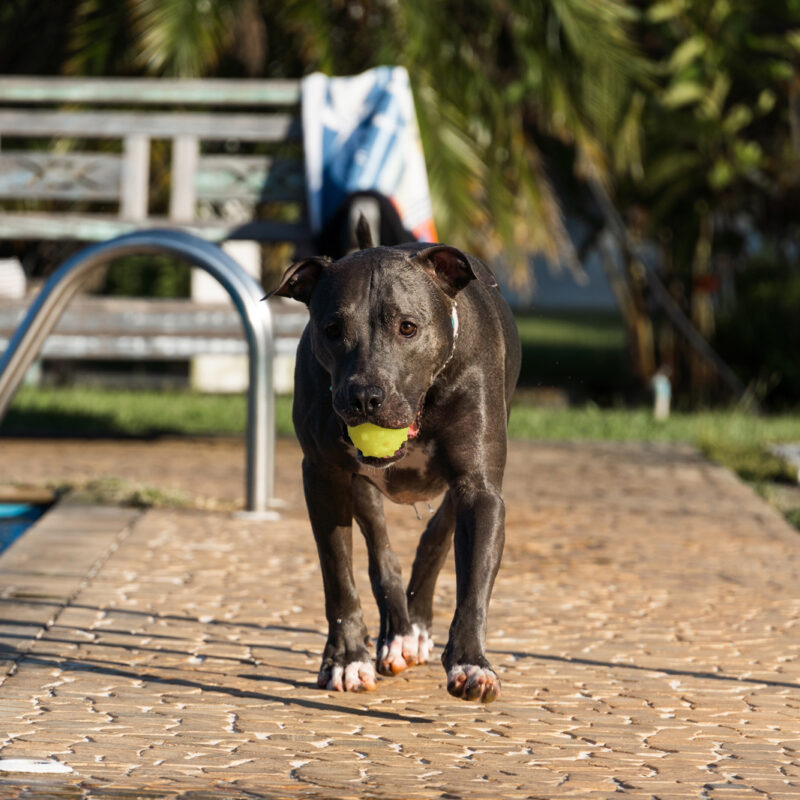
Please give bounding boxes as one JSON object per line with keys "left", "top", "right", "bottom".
{"left": 0, "top": 437, "right": 799, "bottom": 798}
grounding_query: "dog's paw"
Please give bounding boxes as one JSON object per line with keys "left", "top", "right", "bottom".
{"left": 377, "top": 624, "right": 434, "bottom": 676}
{"left": 446, "top": 664, "right": 501, "bottom": 703}
{"left": 317, "top": 660, "right": 377, "bottom": 692}
{"left": 377, "top": 635, "right": 415, "bottom": 675}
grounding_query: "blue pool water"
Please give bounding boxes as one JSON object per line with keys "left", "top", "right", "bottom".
{"left": 0, "top": 503, "right": 48, "bottom": 555}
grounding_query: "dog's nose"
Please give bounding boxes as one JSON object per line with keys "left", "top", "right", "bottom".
{"left": 349, "top": 384, "right": 385, "bottom": 416}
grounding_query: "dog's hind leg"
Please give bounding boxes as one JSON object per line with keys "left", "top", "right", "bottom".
{"left": 405, "top": 491, "right": 456, "bottom": 664}
{"left": 303, "top": 461, "right": 376, "bottom": 692}
{"left": 353, "top": 475, "right": 420, "bottom": 675}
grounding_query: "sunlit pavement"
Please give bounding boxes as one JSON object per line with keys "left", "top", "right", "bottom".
{"left": 1, "top": 438, "right": 799, "bottom": 798}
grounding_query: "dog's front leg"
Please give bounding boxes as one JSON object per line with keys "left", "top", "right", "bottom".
{"left": 442, "top": 481, "right": 505, "bottom": 703}
{"left": 352, "top": 475, "right": 426, "bottom": 675}
{"left": 302, "top": 460, "right": 376, "bottom": 692}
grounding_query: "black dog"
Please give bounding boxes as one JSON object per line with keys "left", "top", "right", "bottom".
{"left": 269, "top": 230, "right": 520, "bottom": 703}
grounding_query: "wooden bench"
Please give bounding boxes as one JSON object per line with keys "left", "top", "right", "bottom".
{"left": 0, "top": 76, "right": 312, "bottom": 387}
{"left": 0, "top": 76, "right": 308, "bottom": 244}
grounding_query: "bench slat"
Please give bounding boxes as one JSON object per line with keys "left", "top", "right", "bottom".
{"left": 0, "top": 77, "right": 301, "bottom": 106}
{"left": 0, "top": 152, "right": 121, "bottom": 201}
{"left": 0, "top": 296, "right": 307, "bottom": 337}
{"left": 196, "top": 155, "right": 305, "bottom": 203}
{"left": 0, "top": 212, "right": 310, "bottom": 243}
{"left": 0, "top": 332, "right": 298, "bottom": 359}
{"left": 0, "top": 154, "right": 306, "bottom": 205}
{"left": 0, "top": 110, "right": 301, "bottom": 141}
{"left": 0, "top": 296, "right": 306, "bottom": 360}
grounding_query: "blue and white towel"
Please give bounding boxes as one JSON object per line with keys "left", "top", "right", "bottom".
{"left": 301, "top": 66, "right": 437, "bottom": 242}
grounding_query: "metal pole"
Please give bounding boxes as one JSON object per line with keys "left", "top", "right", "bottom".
{"left": 0, "top": 229, "right": 276, "bottom": 513}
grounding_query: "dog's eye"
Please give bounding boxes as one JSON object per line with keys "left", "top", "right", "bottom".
{"left": 398, "top": 321, "right": 417, "bottom": 338}
{"left": 324, "top": 321, "right": 342, "bottom": 339}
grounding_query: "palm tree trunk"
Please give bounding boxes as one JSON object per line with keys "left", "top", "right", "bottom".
{"left": 598, "top": 233, "right": 656, "bottom": 383}
{"left": 585, "top": 169, "right": 750, "bottom": 406}
{"left": 689, "top": 206, "right": 715, "bottom": 401}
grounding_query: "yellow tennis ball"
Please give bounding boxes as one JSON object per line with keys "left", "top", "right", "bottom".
{"left": 347, "top": 423, "right": 409, "bottom": 458}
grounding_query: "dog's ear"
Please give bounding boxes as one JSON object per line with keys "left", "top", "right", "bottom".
{"left": 414, "top": 245, "right": 497, "bottom": 298}
{"left": 264, "top": 256, "right": 331, "bottom": 305}
{"left": 355, "top": 212, "right": 374, "bottom": 250}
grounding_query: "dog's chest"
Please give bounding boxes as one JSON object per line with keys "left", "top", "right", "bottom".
{"left": 358, "top": 439, "right": 447, "bottom": 504}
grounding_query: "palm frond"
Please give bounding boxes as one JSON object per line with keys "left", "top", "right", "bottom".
{"left": 129, "top": 0, "right": 237, "bottom": 77}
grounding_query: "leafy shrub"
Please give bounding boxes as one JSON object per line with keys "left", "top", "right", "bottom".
{"left": 714, "top": 257, "right": 800, "bottom": 409}
{"left": 101, "top": 255, "right": 190, "bottom": 297}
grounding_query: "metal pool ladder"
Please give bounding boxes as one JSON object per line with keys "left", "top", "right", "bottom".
{"left": 0, "top": 229, "right": 277, "bottom": 516}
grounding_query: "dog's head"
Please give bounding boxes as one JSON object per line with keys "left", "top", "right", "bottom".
{"left": 269, "top": 243, "right": 496, "bottom": 440}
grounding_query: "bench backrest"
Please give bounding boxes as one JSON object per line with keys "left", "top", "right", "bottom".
{"left": 0, "top": 77, "right": 308, "bottom": 244}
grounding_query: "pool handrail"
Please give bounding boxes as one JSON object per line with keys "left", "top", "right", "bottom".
{"left": 0, "top": 229, "right": 276, "bottom": 513}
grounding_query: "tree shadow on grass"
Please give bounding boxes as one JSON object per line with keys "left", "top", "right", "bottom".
{"left": 0, "top": 407, "right": 168, "bottom": 439}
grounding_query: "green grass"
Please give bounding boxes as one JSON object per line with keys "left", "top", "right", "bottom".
{"left": 508, "top": 403, "right": 800, "bottom": 446}
{"left": 4, "top": 386, "right": 799, "bottom": 476}
{"left": 5, "top": 386, "right": 800, "bottom": 450}
{"left": 67, "top": 476, "right": 196, "bottom": 509}
{"left": 0, "top": 386, "right": 292, "bottom": 438}
{"left": 3, "top": 385, "right": 799, "bottom": 523}
{"left": 8, "top": 386, "right": 800, "bottom": 453}
{"left": 507, "top": 403, "right": 800, "bottom": 485}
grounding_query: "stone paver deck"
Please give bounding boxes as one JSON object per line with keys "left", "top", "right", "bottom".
{"left": 0, "top": 437, "right": 799, "bottom": 798}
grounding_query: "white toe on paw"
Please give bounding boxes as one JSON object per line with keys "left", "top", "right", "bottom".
{"left": 379, "top": 634, "right": 414, "bottom": 674}
{"left": 446, "top": 664, "right": 501, "bottom": 703}
{"left": 319, "top": 661, "right": 376, "bottom": 692}
{"left": 413, "top": 623, "right": 434, "bottom": 663}
{"left": 343, "top": 661, "right": 377, "bottom": 692}
{"left": 320, "top": 664, "right": 344, "bottom": 691}
{"left": 378, "top": 629, "right": 431, "bottom": 675}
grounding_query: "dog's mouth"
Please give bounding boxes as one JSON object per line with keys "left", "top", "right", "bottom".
{"left": 341, "top": 407, "right": 422, "bottom": 469}
{"left": 353, "top": 440, "right": 407, "bottom": 468}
